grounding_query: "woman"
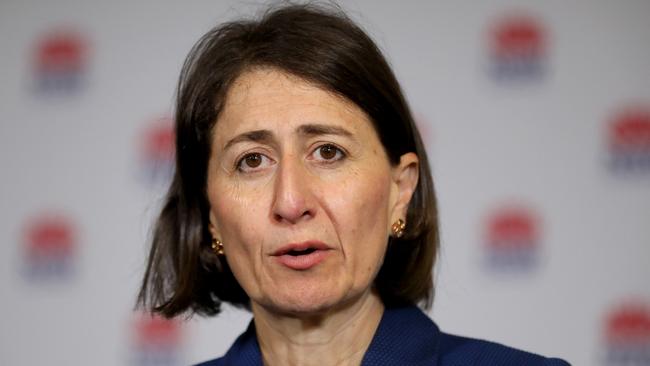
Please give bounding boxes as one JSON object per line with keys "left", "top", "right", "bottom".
{"left": 138, "top": 4, "right": 570, "bottom": 365}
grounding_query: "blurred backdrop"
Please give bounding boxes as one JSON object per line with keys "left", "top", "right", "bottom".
{"left": 1, "top": 0, "right": 649, "bottom": 365}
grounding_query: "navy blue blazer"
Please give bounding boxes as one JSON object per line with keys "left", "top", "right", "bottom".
{"left": 196, "top": 305, "right": 570, "bottom": 365}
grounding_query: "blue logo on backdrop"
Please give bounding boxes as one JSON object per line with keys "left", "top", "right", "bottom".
{"left": 483, "top": 205, "right": 540, "bottom": 273}
{"left": 22, "top": 214, "right": 76, "bottom": 281}
{"left": 33, "top": 29, "right": 88, "bottom": 94}
{"left": 607, "top": 106, "right": 650, "bottom": 174}
{"left": 602, "top": 300, "right": 650, "bottom": 365}
{"left": 488, "top": 13, "right": 546, "bottom": 82}
{"left": 138, "top": 117, "right": 175, "bottom": 188}
{"left": 131, "top": 314, "right": 184, "bottom": 366}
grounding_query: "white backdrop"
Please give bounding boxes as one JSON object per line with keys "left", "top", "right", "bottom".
{"left": 1, "top": 1, "right": 649, "bottom": 365}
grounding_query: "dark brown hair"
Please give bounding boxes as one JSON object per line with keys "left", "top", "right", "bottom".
{"left": 138, "top": 2, "right": 438, "bottom": 318}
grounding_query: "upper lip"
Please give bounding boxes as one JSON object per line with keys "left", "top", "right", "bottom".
{"left": 271, "top": 241, "right": 331, "bottom": 256}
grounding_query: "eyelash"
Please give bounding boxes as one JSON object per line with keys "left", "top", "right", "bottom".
{"left": 234, "top": 144, "right": 347, "bottom": 173}
{"left": 309, "top": 143, "right": 346, "bottom": 163}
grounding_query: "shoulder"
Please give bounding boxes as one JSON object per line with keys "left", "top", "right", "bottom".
{"left": 193, "top": 358, "right": 222, "bottom": 366}
{"left": 192, "top": 321, "right": 261, "bottom": 366}
{"left": 375, "top": 305, "right": 570, "bottom": 366}
{"left": 193, "top": 306, "right": 570, "bottom": 366}
{"left": 438, "top": 331, "right": 571, "bottom": 366}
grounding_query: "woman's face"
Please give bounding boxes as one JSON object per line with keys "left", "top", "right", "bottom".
{"left": 206, "top": 68, "right": 418, "bottom": 315}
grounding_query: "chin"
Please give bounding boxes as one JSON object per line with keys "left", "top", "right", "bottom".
{"left": 260, "top": 285, "right": 351, "bottom": 317}
{"left": 271, "top": 301, "right": 335, "bottom": 317}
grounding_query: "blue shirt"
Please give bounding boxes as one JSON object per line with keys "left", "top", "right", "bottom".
{"left": 195, "top": 305, "right": 571, "bottom": 365}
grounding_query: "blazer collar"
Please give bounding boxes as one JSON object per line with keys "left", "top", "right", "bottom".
{"left": 361, "top": 305, "right": 440, "bottom": 365}
{"left": 221, "top": 305, "right": 440, "bottom": 366}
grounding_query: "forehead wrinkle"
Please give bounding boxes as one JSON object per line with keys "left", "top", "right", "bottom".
{"left": 217, "top": 69, "right": 371, "bottom": 154}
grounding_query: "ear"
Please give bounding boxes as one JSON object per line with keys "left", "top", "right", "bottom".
{"left": 389, "top": 152, "right": 419, "bottom": 223}
{"left": 208, "top": 210, "right": 219, "bottom": 239}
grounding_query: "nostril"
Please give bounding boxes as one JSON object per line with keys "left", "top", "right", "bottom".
{"left": 272, "top": 208, "right": 313, "bottom": 224}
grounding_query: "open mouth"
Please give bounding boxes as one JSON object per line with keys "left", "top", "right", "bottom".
{"left": 287, "top": 247, "right": 317, "bottom": 256}
{"left": 273, "top": 242, "right": 331, "bottom": 270}
{"left": 273, "top": 241, "right": 329, "bottom": 257}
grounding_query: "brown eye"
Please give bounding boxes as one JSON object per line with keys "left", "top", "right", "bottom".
{"left": 244, "top": 153, "right": 262, "bottom": 168}
{"left": 319, "top": 145, "right": 338, "bottom": 160}
{"left": 311, "top": 144, "right": 345, "bottom": 164}
{"left": 236, "top": 152, "right": 272, "bottom": 172}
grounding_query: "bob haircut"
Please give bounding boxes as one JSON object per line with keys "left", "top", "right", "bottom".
{"left": 138, "top": 2, "right": 439, "bottom": 318}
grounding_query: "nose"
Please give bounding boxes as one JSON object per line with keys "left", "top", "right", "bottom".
{"left": 271, "top": 155, "right": 316, "bottom": 225}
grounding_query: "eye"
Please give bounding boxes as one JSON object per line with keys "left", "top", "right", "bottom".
{"left": 311, "top": 144, "right": 345, "bottom": 162}
{"left": 236, "top": 152, "right": 274, "bottom": 172}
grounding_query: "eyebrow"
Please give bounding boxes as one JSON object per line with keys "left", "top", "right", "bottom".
{"left": 223, "top": 123, "right": 354, "bottom": 151}
{"left": 297, "top": 123, "right": 353, "bottom": 138}
{"left": 223, "top": 129, "right": 274, "bottom": 151}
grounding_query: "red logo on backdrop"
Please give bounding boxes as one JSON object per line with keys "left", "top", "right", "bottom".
{"left": 34, "top": 29, "right": 88, "bottom": 93}
{"left": 130, "top": 313, "right": 184, "bottom": 366}
{"left": 22, "top": 213, "right": 76, "bottom": 280}
{"left": 483, "top": 205, "right": 540, "bottom": 271}
{"left": 488, "top": 13, "right": 547, "bottom": 81}
{"left": 607, "top": 106, "right": 650, "bottom": 174}
{"left": 138, "top": 117, "right": 175, "bottom": 187}
{"left": 603, "top": 300, "right": 650, "bottom": 365}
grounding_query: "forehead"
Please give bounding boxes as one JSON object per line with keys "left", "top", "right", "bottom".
{"left": 214, "top": 68, "right": 374, "bottom": 141}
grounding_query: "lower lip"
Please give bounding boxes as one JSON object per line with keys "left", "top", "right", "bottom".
{"left": 274, "top": 250, "right": 330, "bottom": 270}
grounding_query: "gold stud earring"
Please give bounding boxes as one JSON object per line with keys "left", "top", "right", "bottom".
{"left": 391, "top": 219, "right": 406, "bottom": 238}
{"left": 211, "top": 238, "right": 224, "bottom": 255}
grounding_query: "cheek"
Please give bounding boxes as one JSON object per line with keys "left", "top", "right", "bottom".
{"left": 210, "top": 178, "right": 264, "bottom": 225}
{"left": 208, "top": 184, "right": 269, "bottom": 294}
{"left": 346, "top": 169, "right": 391, "bottom": 220}
{"left": 329, "top": 168, "right": 392, "bottom": 258}
{"left": 209, "top": 182, "right": 267, "bottom": 255}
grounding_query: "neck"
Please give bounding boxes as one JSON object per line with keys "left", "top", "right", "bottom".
{"left": 252, "top": 291, "right": 384, "bottom": 366}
